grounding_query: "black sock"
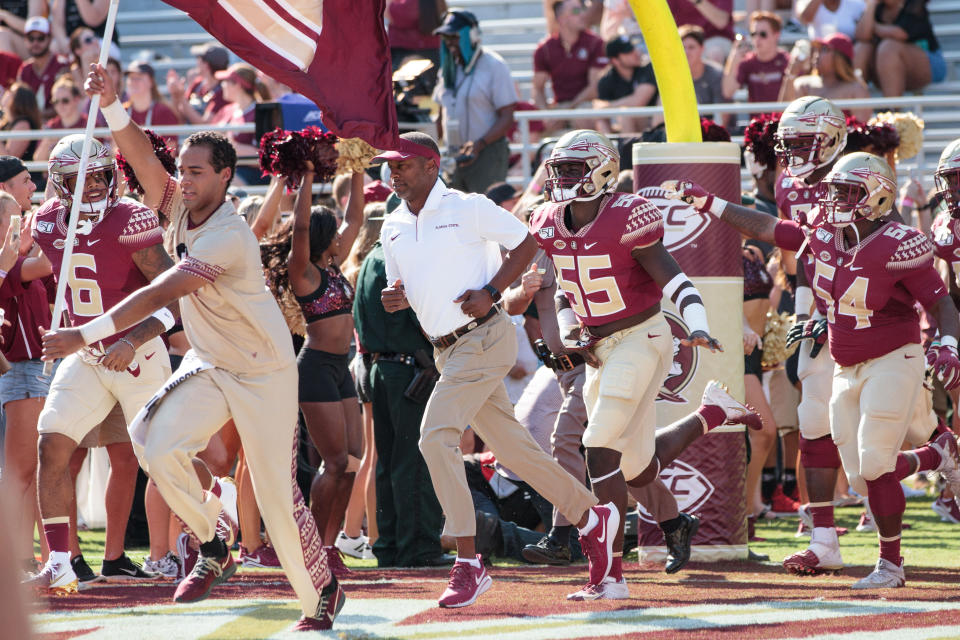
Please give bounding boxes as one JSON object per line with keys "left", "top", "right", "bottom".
{"left": 549, "top": 525, "right": 572, "bottom": 544}
{"left": 659, "top": 516, "right": 684, "bottom": 535}
{"left": 199, "top": 537, "right": 227, "bottom": 559}
{"left": 761, "top": 467, "right": 778, "bottom": 502}
{"left": 782, "top": 468, "right": 797, "bottom": 498}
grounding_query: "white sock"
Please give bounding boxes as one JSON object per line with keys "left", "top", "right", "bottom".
{"left": 578, "top": 509, "right": 599, "bottom": 535}
{"left": 457, "top": 556, "right": 481, "bottom": 568}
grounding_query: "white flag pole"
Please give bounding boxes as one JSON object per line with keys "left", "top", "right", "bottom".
{"left": 42, "top": 0, "right": 121, "bottom": 377}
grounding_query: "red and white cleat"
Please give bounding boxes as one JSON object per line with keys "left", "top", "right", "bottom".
{"left": 932, "top": 490, "right": 960, "bottom": 523}
{"left": 566, "top": 576, "right": 630, "bottom": 601}
{"left": 578, "top": 502, "right": 620, "bottom": 585}
{"left": 701, "top": 380, "right": 764, "bottom": 430}
{"left": 437, "top": 556, "right": 492, "bottom": 608}
{"left": 931, "top": 432, "right": 960, "bottom": 495}
{"left": 783, "top": 527, "right": 843, "bottom": 576}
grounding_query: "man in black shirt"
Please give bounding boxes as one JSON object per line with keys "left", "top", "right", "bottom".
{"left": 595, "top": 35, "right": 657, "bottom": 133}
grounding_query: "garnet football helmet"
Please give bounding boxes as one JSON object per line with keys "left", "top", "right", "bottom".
{"left": 775, "top": 96, "right": 847, "bottom": 178}
{"left": 48, "top": 134, "right": 117, "bottom": 232}
{"left": 935, "top": 138, "right": 960, "bottom": 219}
{"left": 818, "top": 152, "right": 896, "bottom": 227}
{"left": 544, "top": 129, "right": 619, "bottom": 203}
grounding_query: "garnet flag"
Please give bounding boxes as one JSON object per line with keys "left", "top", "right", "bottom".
{"left": 163, "top": 0, "right": 399, "bottom": 149}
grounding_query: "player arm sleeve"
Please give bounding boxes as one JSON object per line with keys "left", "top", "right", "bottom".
{"left": 773, "top": 219, "right": 806, "bottom": 251}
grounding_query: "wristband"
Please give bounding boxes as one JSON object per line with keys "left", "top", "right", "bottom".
{"left": 101, "top": 99, "right": 131, "bottom": 131}
{"left": 117, "top": 337, "right": 136, "bottom": 352}
{"left": 151, "top": 307, "right": 176, "bottom": 331}
{"left": 794, "top": 286, "right": 814, "bottom": 315}
{"left": 708, "top": 195, "right": 728, "bottom": 217}
{"left": 79, "top": 314, "right": 117, "bottom": 345}
{"left": 0, "top": 269, "right": 8, "bottom": 279}
{"left": 942, "top": 335, "right": 958, "bottom": 349}
{"left": 681, "top": 302, "right": 710, "bottom": 335}
{"left": 901, "top": 196, "right": 916, "bottom": 209}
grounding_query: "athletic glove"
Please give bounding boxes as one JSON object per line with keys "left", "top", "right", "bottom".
{"left": 660, "top": 180, "right": 725, "bottom": 216}
{"left": 936, "top": 341, "right": 960, "bottom": 390}
{"left": 785, "top": 318, "right": 828, "bottom": 359}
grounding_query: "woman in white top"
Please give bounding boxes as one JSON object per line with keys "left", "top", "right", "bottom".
{"left": 796, "top": 0, "right": 866, "bottom": 40}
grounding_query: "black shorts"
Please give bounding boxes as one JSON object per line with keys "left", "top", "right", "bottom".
{"left": 744, "top": 347, "right": 763, "bottom": 380}
{"left": 297, "top": 348, "right": 358, "bottom": 403}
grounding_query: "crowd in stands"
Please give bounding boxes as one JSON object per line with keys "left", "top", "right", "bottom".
{"left": 0, "top": 0, "right": 957, "bottom": 613}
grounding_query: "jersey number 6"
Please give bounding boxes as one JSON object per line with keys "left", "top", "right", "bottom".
{"left": 67, "top": 253, "right": 105, "bottom": 317}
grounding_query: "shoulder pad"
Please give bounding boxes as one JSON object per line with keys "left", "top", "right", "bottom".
{"left": 620, "top": 196, "right": 663, "bottom": 248}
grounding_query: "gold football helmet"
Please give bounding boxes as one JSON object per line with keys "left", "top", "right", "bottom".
{"left": 819, "top": 152, "right": 896, "bottom": 227}
{"left": 775, "top": 96, "right": 847, "bottom": 178}
{"left": 48, "top": 134, "right": 117, "bottom": 227}
{"left": 544, "top": 129, "right": 619, "bottom": 203}
{"left": 935, "top": 138, "right": 960, "bottom": 218}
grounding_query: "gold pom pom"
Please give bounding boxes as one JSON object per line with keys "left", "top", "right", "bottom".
{"left": 336, "top": 138, "right": 379, "bottom": 175}
{"left": 869, "top": 111, "right": 924, "bottom": 161}
{"left": 761, "top": 311, "right": 799, "bottom": 368}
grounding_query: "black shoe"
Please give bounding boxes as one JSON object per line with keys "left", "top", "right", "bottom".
{"left": 747, "top": 548, "right": 770, "bottom": 562}
{"left": 101, "top": 553, "right": 160, "bottom": 581}
{"left": 474, "top": 510, "right": 502, "bottom": 562}
{"left": 417, "top": 554, "right": 457, "bottom": 567}
{"left": 521, "top": 536, "right": 572, "bottom": 565}
{"left": 70, "top": 554, "right": 100, "bottom": 583}
{"left": 664, "top": 513, "right": 699, "bottom": 574}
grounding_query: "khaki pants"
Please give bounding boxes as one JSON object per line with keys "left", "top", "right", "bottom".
{"left": 420, "top": 311, "right": 597, "bottom": 537}
{"left": 583, "top": 314, "right": 673, "bottom": 481}
{"left": 830, "top": 343, "right": 924, "bottom": 495}
{"left": 38, "top": 336, "right": 171, "bottom": 444}
{"left": 131, "top": 360, "right": 328, "bottom": 617}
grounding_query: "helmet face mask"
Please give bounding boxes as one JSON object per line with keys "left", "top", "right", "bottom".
{"left": 48, "top": 134, "right": 118, "bottom": 231}
{"left": 543, "top": 129, "right": 619, "bottom": 204}
{"left": 818, "top": 152, "right": 896, "bottom": 228}
{"left": 776, "top": 97, "right": 846, "bottom": 178}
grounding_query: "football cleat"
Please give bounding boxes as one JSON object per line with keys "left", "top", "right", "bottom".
{"left": 856, "top": 511, "right": 876, "bottom": 532}
{"left": 931, "top": 431, "right": 960, "bottom": 496}
{"left": 664, "top": 513, "right": 699, "bottom": 574}
{"left": 438, "top": 557, "right": 492, "bottom": 608}
{"left": 932, "top": 491, "right": 960, "bottom": 523}
{"left": 214, "top": 477, "right": 239, "bottom": 548}
{"left": 851, "top": 557, "right": 905, "bottom": 589}
{"left": 579, "top": 502, "right": 619, "bottom": 585}
{"left": 700, "top": 381, "right": 764, "bottom": 431}
{"left": 783, "top": 527, "right": 843, "bottom": 576}
{"left": 23, "top": 556, "right": 78, "bottom": 595}
{"left": 521, "top": 536, "right": 572, "bottom": 565}
{"left": 769, "top": 486, "right": 801, "bottom": 515}
{"left": 566, "top": 576, "right": 629, "bottom": 601}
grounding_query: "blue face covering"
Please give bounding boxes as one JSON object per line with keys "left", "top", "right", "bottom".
{"left": 440, "top": 26, "right": 480, "bottom": 91}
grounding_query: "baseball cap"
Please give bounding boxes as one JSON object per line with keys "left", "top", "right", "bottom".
{"left": 605, "top": 35, "right": 636, "bottom": 58}
{"left": 371, "top": 132, "right": 442, "bottom": 165}
{"left": 124, "top": 60, "right": 155, "bottom": 77}
{"left": 814, "top": 32, "right": 854, "bottom": 61}
{"left": 190, "top": 42, "right": 230, "bottom": 72}
{"left": 434, "top": 10, "right": 479, "bottom": 35}
{"left": 0, "top": 156, "right": 27, "bottom": 182}
{"left": 24, "top": 16, "right": 49, "bottom": 35}
{"left": 214, "top": 63, "right": 255, "bottom": 91}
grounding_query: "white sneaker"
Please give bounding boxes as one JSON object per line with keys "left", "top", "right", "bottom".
{"left": 700, "top": 380, "right": 763, "bottom": 430}
{"left": 215, "top": 477, "right": 239, "bottom": 547}
{"left": 566, "top": 576, "right": 629, "bottom": 600}
{"left": 783, "top": 527, "right": 843, "bottom": 576}
{"left": 22, "top": 554, "right": 78, "bottom": 595}
{"left": 335, "top": 531, "right": 375, "bottom": 559}
{"left": 851, "top": 557, "right": 905, "bottom": 589}
{"left": 144, "top": 551, "right": 182, "bottom": 579}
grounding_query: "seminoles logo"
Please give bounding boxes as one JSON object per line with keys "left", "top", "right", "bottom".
{"left": 794, "top": 112, "right": 844, "bottom": 129}
{"left": 848, "top": 167, "right": 896, "bottom": 194}
{"left": 564, "top": 139, "right": 617, "bottom": 166}
{"left": 656, "top": 311, "right": 698, "bottom": 404}
{"left": 637, "top": 460, "right": 715, "bottom": 524}
{"left": 638, "top": 185, "right": 711, "bottom": 251}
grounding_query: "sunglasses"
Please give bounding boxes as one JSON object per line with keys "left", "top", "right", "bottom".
{"left": 53, "top": 97, "right": 73, "bottom": 105}
{"left": 26, "top": 34, "right": 48, "bottom": 42}
{"left": 750, "top": 30, "right": 769, "bottom": 38}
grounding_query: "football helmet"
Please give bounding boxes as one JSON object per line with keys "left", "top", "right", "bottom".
{"left": 935, "top": 138, "right": 960, "bottom": 218}
{"left": 48, "top": 134, "right": 117, "bottom": 232}
{"left": 544, "top": 129, "right": 619, "bottom": 203}
{"left": 818, "top": 152, "right": 896, "bottom": 227}
{"left": 775, "top": 96, "right": 847, "bottom": 178}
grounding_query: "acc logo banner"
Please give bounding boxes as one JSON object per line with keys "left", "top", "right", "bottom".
{"left": 638, "top": 186, "right": 712, "bottom": 251}
{"left": 657, "top": 311, "right": 698, "bottom": 404}
{"left": 637, "top": 460, "right": 715, "bottom": 524}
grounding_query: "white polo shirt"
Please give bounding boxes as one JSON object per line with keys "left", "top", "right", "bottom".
{"left": 381, "top": 179, "right": 529, "bottom": 338}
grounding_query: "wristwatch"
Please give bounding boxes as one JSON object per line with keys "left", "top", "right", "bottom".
{"left": 483, "top": 284, "right": 502, "bottom": 303}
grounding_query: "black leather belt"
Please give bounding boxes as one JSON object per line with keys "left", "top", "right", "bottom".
{"left": 372, "top": 352, "right": 417, "bottom": 366}
{"left": 546, "top": 352, "right": 585, "bottom": 372}
{"left": 430, "top": 306, "right": 500, "bottom": 350}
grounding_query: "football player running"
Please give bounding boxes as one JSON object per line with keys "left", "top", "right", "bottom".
{"left": 774, "top": 97, "right": 850, "bottom": 576}
{"left": 24, "top": 135, "right": 179, "bottom": 594}
{"left": 664, "top": 151, "right": 960, "bottom": 589}
{"left": 529, "top": 130, "right": 763, "bottom": 599}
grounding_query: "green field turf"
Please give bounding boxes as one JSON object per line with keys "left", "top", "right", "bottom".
{"left": 51, "top": 492, "right": 958, "bottom": 574}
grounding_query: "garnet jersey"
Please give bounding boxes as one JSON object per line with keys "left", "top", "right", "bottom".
{"left": 774, "top": 219, "right": 947, "bottom": 366}
{"left": 529, "top": 192, "right": 664, "bottom": 326}
{"left": 775, "top": 173, "right": 829, "bottom": 316}
{"left": 33, "top": 198, "right": 163, "bottom": 346}
{"left": 931, "top": 213, "right": 960, "bottom": 286}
